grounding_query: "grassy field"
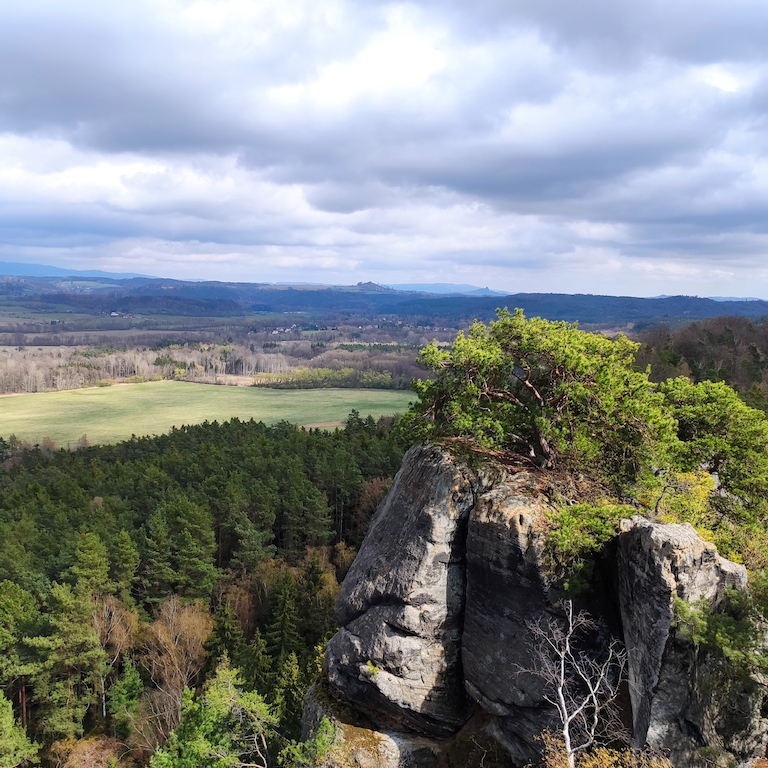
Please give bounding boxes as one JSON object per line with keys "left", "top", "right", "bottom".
{"left": 0, "top": 381, "right": 415, "bottom": 447}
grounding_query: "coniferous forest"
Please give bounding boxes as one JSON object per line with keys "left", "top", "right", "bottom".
{"left": 10, "top": 311, "right": 768, "bottom": 767}
{"left": 0, "top": 413, "right": 406, "bottom": 766}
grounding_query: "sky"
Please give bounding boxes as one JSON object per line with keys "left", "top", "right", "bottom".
{"left": 2, "top": 0, "right": 768, "bottom": 296}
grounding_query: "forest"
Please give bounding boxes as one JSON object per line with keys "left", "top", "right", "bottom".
{"left": 0, "top": 413, "right": 407, "bottom": 766}
{"left": 7, "top": 309, "right": 768, "bottom": 766}
{"left": 636, "top": 314, "right": 768, "bottom": 412}
{"left": 0, "top": 340, "right": 426, "bottom": 395}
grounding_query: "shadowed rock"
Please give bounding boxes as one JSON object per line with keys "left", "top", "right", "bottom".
{"left": 618, "top": 517, "right": 767, "bottom": 765}
{"left": 317, "top": 448, "right": 768, "bottom": 767}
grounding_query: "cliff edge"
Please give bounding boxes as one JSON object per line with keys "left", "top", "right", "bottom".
{"left": 309, "top": 445, "right": 768, "bottom": 767}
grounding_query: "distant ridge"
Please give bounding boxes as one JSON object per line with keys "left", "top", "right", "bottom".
{"left": 2, "top": 274, "right": 768, "bottom": 328}
{"left": 709, "top": 296, "right": 764, "bottom": 302}
{"left": 0, "top": 261, "right": 154, "bottom": 279}
{"left": 653, "top": 294, "right": 765, "bottom": 302}
{"left": 387, "top": 283, "right": 508, "bottom": 296}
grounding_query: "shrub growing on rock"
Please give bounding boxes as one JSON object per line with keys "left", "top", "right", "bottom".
{"left": 400, "top": 308, "right": 675, "bottom": 486}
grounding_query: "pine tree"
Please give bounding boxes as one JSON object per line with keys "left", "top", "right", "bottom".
{"left": 68, "top": 532, "right": 113, "bottom": 599}
{"left": 0, "top": 691, "right": 38, "bottom": 768}
{"left": 150, "top": 659, "right": 275, "bottom": 768}
{"left": 163, "top": 496, "right": 220, "bottom": 600}
{"left": 0, "top": 581, "right": 37, "bottom": 727}
{"left": 110, "top": 530, "right": 140, "bottom": 606}
{"left": 265, "top": 576, "right": 301, "bottom": 666}
{"left": 271, "top": 653, "right": 304, "bottom": 742}
{"left": 25, "top": 582, "right": 108, "bottom": 741}
{"left": 175, "top": 530, "right": 218, "bottom": 600}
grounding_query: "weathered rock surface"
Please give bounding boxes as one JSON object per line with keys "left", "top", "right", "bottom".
{"left": 304, "top": 681, "right": 517, "bottom": 768}
{"left": 303, "top": 682, "right": 445, "bottom": 768}
{"left": 325, "top": 444, "right": 487, "bottom": 735}
{"left": 618, "top": 517, "right": 768, "bottom": 765}
{"left": 462, "top": 475, "right": 559, "bottom": 764}
{"left": 317, "top": 447, "right": 768, "bottom": 767}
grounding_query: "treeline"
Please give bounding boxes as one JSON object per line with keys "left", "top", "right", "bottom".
{"left": 0, "top": 342, "right": 303, "bottom": 394}
{"left": 0, "top": 413, "right": 406, "bottom": 765}
{"left": 637, "top": 315, "right": 768, "bottom": 411}
{"left": 0, "top": 340, "right": 425, "bottom": 394}
{"left": 253, "top": 366, "right": 411, "bottom": 389}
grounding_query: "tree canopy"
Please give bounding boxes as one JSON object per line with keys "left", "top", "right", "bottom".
{"left": 0, "top": 414, "right": 405, "bottom": 766}
{"left": 401, "top": 308, "right": 675, "bottom": 483}
{"left": 402, "top": 308, "right": 768, "bottom": 570}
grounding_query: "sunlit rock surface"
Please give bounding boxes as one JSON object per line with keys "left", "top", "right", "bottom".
{"left": 314, "top": 447, "right": 768, "bottom": 767}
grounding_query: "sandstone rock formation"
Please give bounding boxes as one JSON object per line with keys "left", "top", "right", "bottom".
{"left": 618, "top": 517, "right": 766, "bottom": 765}
{"left": 314, "top": 446, "right": 768, "bottom": 767}
{"left": 325, "top": 444, "right": 482, "bottom": 735}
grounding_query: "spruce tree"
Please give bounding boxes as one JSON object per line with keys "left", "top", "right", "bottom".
{"left": 271, "top": 652, "right": 304, "bottom": 742}
{"left": 265, "top": 575, "right": 301, "bottom": 666}
{"left": 204, "top": 602, "right": 245, "bottom": 675}
{"left": 107, "top": 657, "right": 143, "bottom": 740}
{"left": 239, "top": 629, "right": 272, "bottom": 696}
{"left": 140, "top": 512, "right": 177, "bottom": 607}
{"left": 297, "top": 552, "right": 335, "bottom": 650}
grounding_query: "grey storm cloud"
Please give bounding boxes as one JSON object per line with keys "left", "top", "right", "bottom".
{"left": 1, "top": 0, "right": 768, "bottom": 294}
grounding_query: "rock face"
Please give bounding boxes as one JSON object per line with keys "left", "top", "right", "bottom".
{"left": 462, "top": 474, "right": 560, "bottom": 765}
{"left": 618, "top": 517, "right": 767, "bottom": 765}
{"left": 317, "top": 447, "right": 768, "bottom": 767}
{"left": 325, "top": 444, "right": 485, "bottom": 735}
{"left": 302, "top": 682, "right": 446, "bottom": 768}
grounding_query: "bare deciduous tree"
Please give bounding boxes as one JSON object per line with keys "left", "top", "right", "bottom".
{"left": 92, "top": 596, "right": 139, "bottom": 718}
{"left": 136, "top": 596, "right": 212, "bottom": 750}
{"left": 527, "top": 601, "right": 627, "bottom": 768}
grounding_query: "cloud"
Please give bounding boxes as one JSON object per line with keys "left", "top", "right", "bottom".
{"left": 1, "top": 0, "right": 768, "bottom": 295}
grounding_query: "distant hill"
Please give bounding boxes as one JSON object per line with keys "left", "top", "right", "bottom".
{"left": 709, "top": 296, "right": 764, "bottom": 302}
{"left": 387, "top": 283, "right": 507, "bottom": 296}
{"left": 0, "top": 261, "right": 153, "bottom": 279}
{"left": 404, "top": 293, "right": 768, "bottom": 326}
{"left": 3, "top": 275, "right": 768, "bottom": 329}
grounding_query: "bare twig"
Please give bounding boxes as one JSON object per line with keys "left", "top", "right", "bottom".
{"left": 526, "top": 601, "right": 628, "bottom": 768}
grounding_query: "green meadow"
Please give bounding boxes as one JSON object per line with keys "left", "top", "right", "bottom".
{"left": 0, "top": 381, "right": 414, "bottom": 447}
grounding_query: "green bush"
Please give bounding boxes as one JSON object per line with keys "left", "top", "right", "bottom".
{"left": 399, "top": 308, "right": 675, "bottom": 485}
{"left": 546, "top": 502, "right": 632, "bottom": 592}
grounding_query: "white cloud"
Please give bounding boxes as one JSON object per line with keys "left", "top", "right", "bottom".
{"left": 269, "top": 6, "right": 446, "bottom": 109}
{"left": 695, "top": 65, "right": 753, "bottom": 93}
{"left": 2, "top": 0, "right": 768, "bottom": 296}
